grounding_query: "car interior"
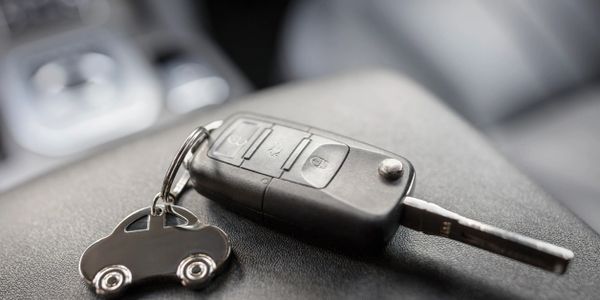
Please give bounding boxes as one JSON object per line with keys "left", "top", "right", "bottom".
{"left": 1, "top": 1, "right": 599, "bottom": 299}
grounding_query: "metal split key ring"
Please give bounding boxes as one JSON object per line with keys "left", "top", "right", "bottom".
{"left": 151, "top": 120, "right": 223, "bottom": 215}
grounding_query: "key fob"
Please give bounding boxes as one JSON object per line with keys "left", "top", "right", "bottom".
{"left": 187, "top": 113, "right": 415, "bottom": 247}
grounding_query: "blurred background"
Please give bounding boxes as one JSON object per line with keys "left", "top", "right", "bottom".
{"left": 0, "top": 0, "right": 598, "bottom": 232}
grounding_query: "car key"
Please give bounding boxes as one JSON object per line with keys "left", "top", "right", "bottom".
{"left": 185, "top": 113, "right": 574, "bottom": 274}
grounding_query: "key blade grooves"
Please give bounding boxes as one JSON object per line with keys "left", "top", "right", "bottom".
{"left": 456, "top": 218, "right": 573, "bottom": 274}
{"left": 400, "top": 197, "right": 574, "bottom": 274}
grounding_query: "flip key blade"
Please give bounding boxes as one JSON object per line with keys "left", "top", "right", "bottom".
{"left": 400, "top": 197, "right": 574, "bottom": 274}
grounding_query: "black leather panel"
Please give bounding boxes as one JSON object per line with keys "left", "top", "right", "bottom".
{"left": 0, "top": 71, "right": 598, "bottom": 299}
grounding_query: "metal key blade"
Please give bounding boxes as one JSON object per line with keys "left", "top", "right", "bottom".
{"left": 399, "top": 197, "right": 574, "bottom": 274}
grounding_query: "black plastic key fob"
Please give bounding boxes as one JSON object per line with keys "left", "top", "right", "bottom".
{"left": 187, "top": 113, "right": 415, "bottom": 247}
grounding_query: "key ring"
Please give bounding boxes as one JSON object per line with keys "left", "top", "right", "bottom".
{"left": 151, "top": 120, "right": 223, "bottom": 215}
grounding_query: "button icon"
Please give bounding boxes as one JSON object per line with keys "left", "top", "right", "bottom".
{"left": 267, "top": 145, "right": 283, "bottom": 157}
{"left": 227, "top": 134, "right": 248, "bottom": 146}
{"left": 309, "top": 156, "right": 328, "bottom": 169}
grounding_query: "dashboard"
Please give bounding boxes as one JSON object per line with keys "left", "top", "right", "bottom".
{"left": 0, "top": 0, "right": 250, "bottom": 190}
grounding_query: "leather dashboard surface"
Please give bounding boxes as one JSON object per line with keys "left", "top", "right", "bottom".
{"left": 0, "top": 71, "right": 598, "bottom": 299}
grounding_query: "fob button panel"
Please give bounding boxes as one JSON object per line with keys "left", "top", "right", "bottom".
{"left": 209, "top": 119, "right": 272, "bottom": 166}
{"left": 281, "top": 135, "right": 349, "bottom": 188}
{"left": 208, "top": 118, "right": 349, "bottom": 188}
{"left": 241, "top": 125, "right": 309, "bottom": 177}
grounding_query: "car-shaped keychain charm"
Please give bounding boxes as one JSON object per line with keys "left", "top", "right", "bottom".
{"left": 79, "top": 122, "right": 230, "bottom": 296}
{"left": 79, "top": 204, "right": 230, "bottom": 295}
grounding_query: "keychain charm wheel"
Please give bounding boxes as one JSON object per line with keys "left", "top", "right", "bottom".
{"left": 92, "top": 265, "right": 132, "bottom": 295}
{"left": 177, "top": 253, "right": 218, "bottom": 288}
